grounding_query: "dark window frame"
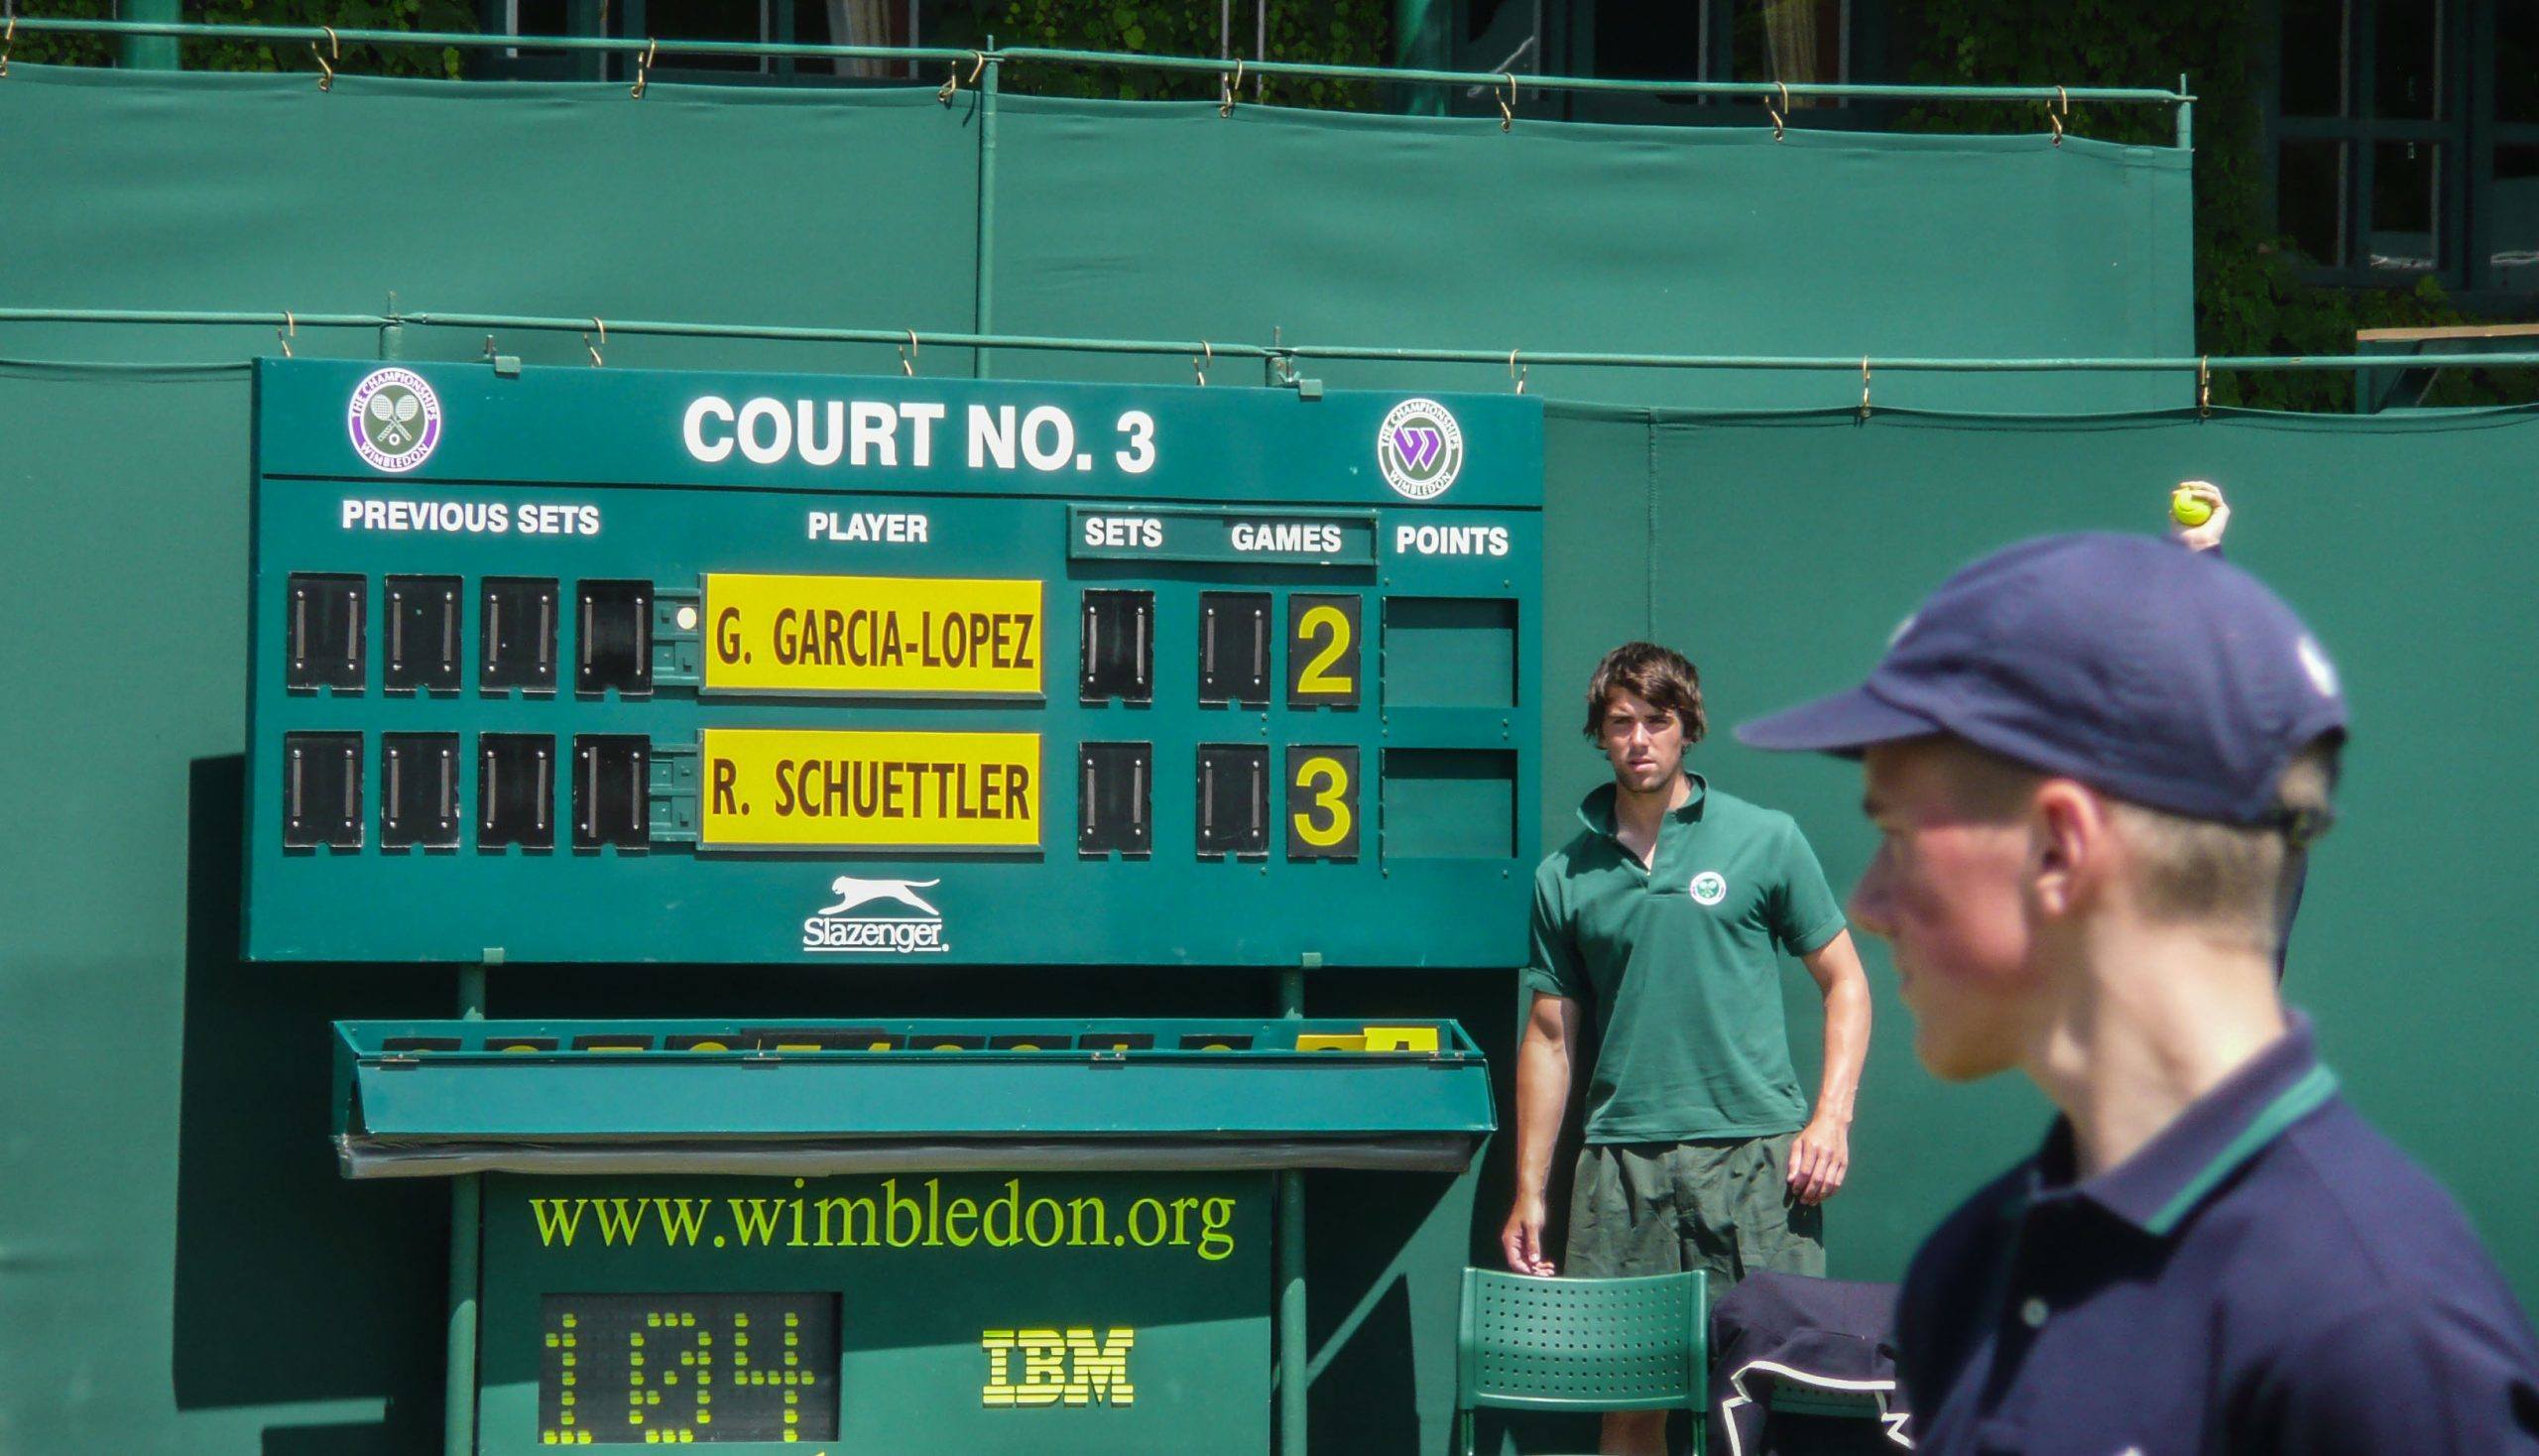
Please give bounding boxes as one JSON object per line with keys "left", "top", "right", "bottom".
{"left": 2267, "top": 0, "right": 2538, "bottom": 302}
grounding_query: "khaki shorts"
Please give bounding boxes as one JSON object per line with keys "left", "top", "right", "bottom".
{"left": 1565, "top": 1135, "right": 1826, "bottom": 1290}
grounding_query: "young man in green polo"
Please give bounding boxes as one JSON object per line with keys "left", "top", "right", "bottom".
{"left": 1501, "top": 642, "right": 1873, "bottom": 1456}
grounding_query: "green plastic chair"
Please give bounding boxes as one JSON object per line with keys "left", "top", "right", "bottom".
{"left": 1455, "top": 1267, "right": 1708, "bottom": 1455}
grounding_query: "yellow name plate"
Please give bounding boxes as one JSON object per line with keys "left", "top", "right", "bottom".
{"left": 700, "top": 728, "right": 1041, "bottom": 850}
{"left": 703, "top": 573, "right": 1044, "bottom": 697}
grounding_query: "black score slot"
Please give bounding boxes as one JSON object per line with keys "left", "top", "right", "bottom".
{"left": 575, "top": 578, "right": 654, "bottom": 695}
{"left": 282, "top": 731, "right": 363, "bottom": 849}
{"left": 1079, "top": 588, "right": 1153, "bottom": 702}
{"left": 285, "top": 573, "right": 365, "bottom": 692}
{"left": 571, "top": 734, "right": 650, "bottom": 850}
{"left": 1078, "top": 741, "right": 1152, "bottom": 857}
{"left": 1198, "top": 591, "right": 1272, "bottom": 705}
{"left": 382, "top": 575, "right": 462, "bottom": 693}
{"left": 478, "top": 733, "right": 555, "bottom": 849}
{"left": 1195, "top": 744, "right": 1270, "bottom": 859}
{"left": 479, "top": 577, "right": 557, "bottom": 693}
{"left": 381, "top": 732, "right": 461, "bottom": 850}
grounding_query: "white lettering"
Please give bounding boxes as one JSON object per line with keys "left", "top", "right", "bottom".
{"left": 1020, "top": 406, "right": 1074, "bottom": 472}
{"left": 737, "top": 398, "right": 791, "bottom": 466}
{"left": 683, "top": 396, "right": 736, "bottom": 463}
{"left": 796, "top": 401, "right": 846, "bottom": 467}
{"left": 1393, "top": 524, "right": 1511, "bottom": 557}
{"left": 852, "top": 402, "right": 900, "bottom": 466}
{"left": 810, "top": 510, "right": 931, "bottom": 545}
{"left": 969, "top": 405, "right": 1018, "bottom": 469}
{"left": 898, "top": 402, "right": 945, "bottom": 467}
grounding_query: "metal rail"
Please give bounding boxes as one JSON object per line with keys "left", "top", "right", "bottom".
{"left": 6, "top": 308, "right": 2536, "bottom": 376}
{"left": 2, "top": 17, "right": 2191, "bottom": 111}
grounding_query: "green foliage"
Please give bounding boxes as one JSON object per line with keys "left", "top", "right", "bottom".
{"left": 982, "top": 0, "right": 1389, "bottom": 110}
{"left": 14, "top": 0, "right": 474, "bottom": 79}
{"left": 1893, "top": 0, "right": 2530, "bottom": 409}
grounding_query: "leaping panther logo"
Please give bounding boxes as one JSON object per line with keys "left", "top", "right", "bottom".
{"left": 818, "top": 876, "right": 942, "bottom": 916}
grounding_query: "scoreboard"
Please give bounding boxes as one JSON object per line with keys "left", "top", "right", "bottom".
{"left": 244, "top": 359, "right": 1543, "bottom": 967}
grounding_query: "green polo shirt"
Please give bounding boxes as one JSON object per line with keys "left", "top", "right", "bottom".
{"left": 1522, "top": 774, "right": 1847, "bottom": 1143}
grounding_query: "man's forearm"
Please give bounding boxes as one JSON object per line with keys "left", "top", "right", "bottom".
{"left": 1812, "top": 974, "right": 1872, "bottom": 1125}
{"left": 1512, "top": 1031, "right": 1572, "bottom": 1197}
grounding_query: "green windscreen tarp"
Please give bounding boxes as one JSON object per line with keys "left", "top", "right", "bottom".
{"left": 0, "top": 64, "right": 2189, "bottom": 409}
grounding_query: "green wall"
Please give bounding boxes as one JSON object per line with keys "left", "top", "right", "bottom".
{"left": 0, "top": 61, "right": 2226, "bottom": 1456}
{"left": 1534, "top": 402, "right": 2539, "bottom": 1299}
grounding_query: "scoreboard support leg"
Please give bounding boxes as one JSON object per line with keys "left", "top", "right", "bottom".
{"left": 444, "top": 958, "right": 491, "bottom": 1456}
{"left": 1277, "top": 966, "right": 1309, "bottom": 1456}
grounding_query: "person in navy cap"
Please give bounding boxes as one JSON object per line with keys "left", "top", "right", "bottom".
{"left": 1736, "top": 533, "right": 2539, "bottom": 1454}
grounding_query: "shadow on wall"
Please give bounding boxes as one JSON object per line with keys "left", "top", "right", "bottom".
{"left": 174, "top": 757, "right": 448, "bottom": 1454}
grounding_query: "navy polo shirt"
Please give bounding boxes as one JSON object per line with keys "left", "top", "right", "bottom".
{"left": 1898, "top": 1018, "right": 2539, "bottom": 1454}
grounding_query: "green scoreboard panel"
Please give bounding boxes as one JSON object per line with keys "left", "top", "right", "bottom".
{"left": 245, "top": 360, "right": 1543, "bottom": 966}
{"left": 481, "top": 1170, "right": 1269, "bottom": 1452}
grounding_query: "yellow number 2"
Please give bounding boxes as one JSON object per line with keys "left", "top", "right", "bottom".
{"left": 1293, "top": 756, "right": 1351, "bottom": 848}
{"left": 1295, "top": 606, "right": 1354, "bottom": 694}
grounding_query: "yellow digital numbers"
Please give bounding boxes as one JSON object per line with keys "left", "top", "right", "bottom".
{"left": 1285, "top": 594, "right": 1362, "bottom": 708}
{"left": 1284, "top": 747, "right": 1361, "bottom": 860}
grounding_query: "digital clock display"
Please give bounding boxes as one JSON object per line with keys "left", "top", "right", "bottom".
{"left": 537, "top": 1293, "right": 840, "bottom": 1444}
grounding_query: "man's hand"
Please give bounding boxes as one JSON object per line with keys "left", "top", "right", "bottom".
{"left": 1501, "top": 1193, "right": 1557, "bottom": 1275}
{"left": 2172, "top": 480, "right": 2232, "bottom": 552}
{"left": 1786, "top": 1117, "right": 1851, "bottom": 1205}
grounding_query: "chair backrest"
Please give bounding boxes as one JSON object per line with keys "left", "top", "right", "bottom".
{"left": 1457, "top": 1268, "right": 1708, "bottom": 1415}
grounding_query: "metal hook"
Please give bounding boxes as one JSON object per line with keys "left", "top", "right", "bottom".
{"left": 1860, "top": 357, "right": 1873, "bottom": 421}
{"left": 2, "top": 16, "right": 17, "bottom": 78}
{"left": 1220, "top": 59, "right": 1243, "bottom": 117}
{"left": 900, "top": 329, "right": 919, "bottom": 377}
{"left": 482, "top": 334, "right": 499, "bottom": 360}
{"left": 1194, "top": 340, "right": 1213, "bottom": 387}
{"left": 1765, "top": 82, "right": 1789, "bottom": 142}
{"left": 631, "top": 38, "right": 657, "bottom": 99}
{"left": 312, "top": 27, "right": 338, "bottom": 91}
{"left": 277, "top": 311, "right": 296, "bottom": 359}
{"left": 938, "top": 51, "right": 984, "bottom": 106}
{"left": 2051, "top": 84, "right": 2069, "bottom": 145}
{"left": 583, "top": 316, "right": 606, "bottom": 367}
{"left": 1498, "top": 74, "right": 1516, "bottom": 131}
{"left": 1509, "top": 347, "right": 1527, "bottom": 395}
{"left": 2198, "top": 356, "right": 2212, "bottom": 419}
{"left": 2050, "top": 112, "right": 2064, "bottom": 145}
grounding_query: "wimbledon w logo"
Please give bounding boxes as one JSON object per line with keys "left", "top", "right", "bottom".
{"left": 1377, "top": 398, "right": 1465, "bottom": 501}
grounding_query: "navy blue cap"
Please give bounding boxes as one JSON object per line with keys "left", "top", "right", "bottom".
{"left": 1735, "top": 534, "right": 2349, "bottom": 826}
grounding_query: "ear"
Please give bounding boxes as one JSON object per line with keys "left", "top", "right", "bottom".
{"left": 2029, "top": 779, "right": 2112, "bottom": 919}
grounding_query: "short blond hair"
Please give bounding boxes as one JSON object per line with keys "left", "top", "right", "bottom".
{"left": 1932, "top": 736, "right": 2339, "bottom": 951}
{"left": 2106, "top": 740, "right": 2339, "bottom": 950}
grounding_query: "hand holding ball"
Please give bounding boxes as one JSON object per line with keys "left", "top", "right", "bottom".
{"left": 2172, "top": 484, "right": 2217, "bottom": 529}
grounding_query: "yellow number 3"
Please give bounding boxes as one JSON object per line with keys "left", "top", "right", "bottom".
{"left": 1292, "top": 756, "right": 1351, "bottom": 848}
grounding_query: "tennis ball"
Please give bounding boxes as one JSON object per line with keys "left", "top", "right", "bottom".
{"left": 2171, "top": 485, "right": 2216, "bottom": 529}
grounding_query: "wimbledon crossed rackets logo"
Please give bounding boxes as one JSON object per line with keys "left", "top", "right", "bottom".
{"left": 347, "top": 368, "right": 443, "bottom": 473}
{"left": 1376, "top": 398, "right": 1465, "bottom": 501}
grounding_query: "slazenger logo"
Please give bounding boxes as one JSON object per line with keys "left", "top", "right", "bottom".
{"left": 347, "top": 368, "right": 442, "bottom": 474}
{"left": 1689, "top": 871, "right": 1729, "bottom": 907}
{"left": 1376, "top": 398, "right": 1464, "bottom": 501}
{"left": 803, "top": 875, "right": 949, "bottom": 954}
